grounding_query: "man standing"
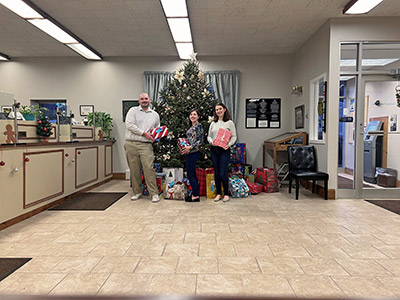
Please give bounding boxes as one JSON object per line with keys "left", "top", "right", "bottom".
{"left": 125, "top": 92, "right": 160, "bottom": 203}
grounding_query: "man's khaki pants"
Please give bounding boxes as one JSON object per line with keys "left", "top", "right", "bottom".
{"left": 124, "top": 140, "right": 158, "bottom": 197}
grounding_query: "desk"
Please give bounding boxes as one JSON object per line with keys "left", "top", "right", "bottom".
{"left": 263, "top": 132, "right": 307, "bottom": 169}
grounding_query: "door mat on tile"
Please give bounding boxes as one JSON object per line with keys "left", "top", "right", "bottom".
{"left": 0, "top": 258, "right": 31, "bottom": 282}
{"left": 337, "top": 175, "right": 369, "bottom": 189}
{"left": 365, "top": 200, "right": 400, "bottom": 215}
{"left": 49, "top": 192, "right": 127, "bottom": 211}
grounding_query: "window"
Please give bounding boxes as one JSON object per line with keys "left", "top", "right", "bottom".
{"left": 309, "top": 73, "right": 326, "bottom": 143}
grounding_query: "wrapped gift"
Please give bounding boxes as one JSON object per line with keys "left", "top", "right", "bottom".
{"left": 153, "top": 163, "right": 162, "bottom": 173}
{"left": 230, "top": 143, "right": 246, "bottom": 164}
{"left": 164, "top": 182, "right": 187, "bottom": 200}
{"left": 196, "top": 168, "right": 214, "bottom": 196}
{"left": 149, "top": 125, "right": 168, "bottom": 140}
{"left": 245, "top": 174, "right": 255, "bottom": 183}
{"left": 206, "top": 173, "right": 224, "bottom": 198}
{"left": 228, "top": 178, "right": 249, "bottom": 198}
{"left": 182, "top": 178, "right": 192, "bottom": 196}
{"left": 246, "top": 181, "right": 264, "bottom": 194}
{"left": 142, "top": 172, "right": 164, "bottom": 196}
{"left": 163, "top": 168, "right": 184, "bottom": 187}
{"left": 213, "top": 128, "right": 232, "bottom": 148}
{"left": 178, "top": 138, "right": 190, "bottom": 154}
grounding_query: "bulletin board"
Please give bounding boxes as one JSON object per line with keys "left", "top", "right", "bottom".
{"left": 245, "top": 98, "right": 281, "bottom": 128}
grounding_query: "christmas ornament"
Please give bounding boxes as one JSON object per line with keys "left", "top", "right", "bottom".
{"left": 0, "top": 161, "right": 5, "bottom": 166}
{"left": 25, "top": 158, "right": 30, "bottom": 162}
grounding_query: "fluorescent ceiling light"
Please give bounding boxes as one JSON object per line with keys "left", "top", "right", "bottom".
{"left": 28, "top": 19, "right": 78, "bottom": 44}
{"left": 343, "top": 0, "right": 383, "bottom": 14}
{"left": 340, "top": 58, "right": 398, "bottom": 66}
{"left": 176, "top": 42, "right": 193, "bottom": 60}
{"left": 167, "top": 18, "right": 192, "bottom": 42}
{"left": 0, "top": 0, "right": 43, "bottom": 19}
{"left": 66, "top": 43, "right": 101, "bottom": 60}
{"left": 0, "top": 55, "right": 9, "bottom": 61}
{"left": 160, "top": 0, "right": 187, "bottom": 17}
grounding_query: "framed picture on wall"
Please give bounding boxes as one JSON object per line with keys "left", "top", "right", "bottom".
{"left": 1, "top": 105, "right": 12, "bottom": 114}
{"left": 122, "top": 100, "right": 139, "bottom": 122}
{"left": 295, "top": 105, "right": 305, "bottom": 129}
{"left": 245, "top": 98, "right": 281, "bottom": 128}
{"left": 80, "top": 105, "right": 94, "bottom": 116}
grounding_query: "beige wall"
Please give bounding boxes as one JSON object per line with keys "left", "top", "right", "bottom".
{"left": 0, "top": 55, "right": 293, "bottom": 172}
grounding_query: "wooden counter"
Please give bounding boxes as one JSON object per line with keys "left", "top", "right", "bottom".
{"left": 0, "top": 140, "right": 115, "bottom": 228}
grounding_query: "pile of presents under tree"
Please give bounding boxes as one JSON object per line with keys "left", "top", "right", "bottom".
{"left": 141, "top": 143, "right": 280, "bottom": 200}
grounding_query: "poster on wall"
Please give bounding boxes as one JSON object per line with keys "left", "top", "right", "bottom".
{"left": 245, "top": 98, "right": 281, "bottom": 129}
{"left": 390, "top": 114, "right": 397, "bottom": 132}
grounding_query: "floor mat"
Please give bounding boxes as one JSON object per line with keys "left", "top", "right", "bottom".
{"left": 49, "top": 192, "right": 127, "bottom": 211}
{"left": 365, "top": 199, "right": 400, "bottom": 216}
{"left": 0, "top": 258, "right": 31, "bottom": 282}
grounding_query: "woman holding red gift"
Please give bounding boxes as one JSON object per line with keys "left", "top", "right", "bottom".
{"left": 208, "top": 103, "right": 237, "bottom": 202}
{"left": 182, "top": 109, "right": 204, "bottom": 202}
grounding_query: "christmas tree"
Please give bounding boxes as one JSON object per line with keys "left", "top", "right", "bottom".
{"left": 36, "top": 108, "right": 52, "bottom": 138}
{"left": 152, "top": 57, "right": 217, "bottom": 168}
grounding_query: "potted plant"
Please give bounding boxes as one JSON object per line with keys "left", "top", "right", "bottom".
{"left": 88, "top": 111, "right": 113, "bottom": 138}
{"left": 18, "top": 105, "right": 35, "bottom": 121}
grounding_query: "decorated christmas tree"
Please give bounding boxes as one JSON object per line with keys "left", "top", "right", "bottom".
{"left": 152, "top": 57, "right": 217, "bottom": 168}
{"left": 36, "top": 108, "right": 52, "bottom": 138}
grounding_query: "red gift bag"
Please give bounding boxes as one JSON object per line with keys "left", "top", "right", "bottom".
{"left": 246, "top": 181, "right": 264, "bottom": 194}
{"left": 196, "top": 168, "right": 214, "bottom": 196}
{"left": 255, "top": 167, "right": 279, "bottom": 193}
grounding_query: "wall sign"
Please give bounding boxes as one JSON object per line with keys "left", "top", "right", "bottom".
{"left": 245, "top": 98, "right": 281, "bottom": 128}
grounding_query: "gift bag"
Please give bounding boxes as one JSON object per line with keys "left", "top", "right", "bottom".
{"left": 228, "top": 178, "right": 249, "bottom": 198}
{"left": 255, "top": 167, "right": 279, "bottom": 193}
{"left": 142, "top": 173, "right": 164, "bottom": 196}
{"left": 196, "top": 168, "right": 214, "bottom": 196}
{"left": 213, "top": 128, "right": 232, "bottom": 148}
{"left": 178, "top": 138, "right": 190, "bottom": 154}
{"left": 182, "top": 178, "right": 192, "bottom": 196}
{"left": 164, "top": 182, "right": 187, "bottom": 200}
{"left": 153, "top": 163, "right": 162, "bottom": 173}
{"left": 245, "top": 174, "right": 255, "bottom": 183}
{"left": 206, "top": 173, "right": 224, "bottom": 198}
{"left": 230, "top": 143, "right": 246, "bottom": 164}
{"left": 149, "top": 126, "right": 168, "bottom": 140}
{"left": 163, "top": 168, "right": 184, "bottom": 187}
{"left": 246, "top": 181, "right": 264, "bottom": 194}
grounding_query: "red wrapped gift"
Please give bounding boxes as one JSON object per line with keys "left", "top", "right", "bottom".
{"left": 196, "top": 168, "right": 214, "bottom": 196}
{"left": 213, "top": 128, "right": 232, "bottom": 148}
{"left": 178, "top": 138, "right": 190, "bottom": 154}
{"left": 149, "top": 126, "right": 168, "bottom": 140}
{"left": 246, "top": 181, "right": 264, "bottom": 194}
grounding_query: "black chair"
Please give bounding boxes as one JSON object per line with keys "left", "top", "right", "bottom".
{"left": 287, "top": 145, "right": 329, "bottom": 200}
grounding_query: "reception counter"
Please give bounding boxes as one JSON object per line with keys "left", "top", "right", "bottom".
{"left": 0, "top": 140, "right": 115, "bottom": 228}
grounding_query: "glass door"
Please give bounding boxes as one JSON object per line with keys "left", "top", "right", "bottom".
{"left": 361, "top": 76, "right": 400, "bottom": 198}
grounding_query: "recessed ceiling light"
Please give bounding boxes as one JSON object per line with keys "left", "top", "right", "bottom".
{"left": 66, "top": 43, "right": 102, "bottom": 60}
{"left": 167, "top": 18, "right": 192, "bottom": 42}
{"left": 160, "top": 0, "right": 188, "bottom": 17}
{"left": 176, "top": 43, "right": 193, "bottom": 60}
{"left": 28, "top": 19, "right": 78, "bottom": 44}
{"left": 0, "top": 0, "right": 43, "bottom": 19}
{"left": 343, "top": 0, "right": 383, "bottom": 14}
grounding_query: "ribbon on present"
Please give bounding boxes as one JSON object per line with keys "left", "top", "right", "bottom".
{"left": 178, "top": 138, "right": 190, "bottom": 154}
{"left": 213, "top": 128, "right": 232, "bottom": 149}
{"left": 149, "top": 126, "right": 169, "bottom": 141}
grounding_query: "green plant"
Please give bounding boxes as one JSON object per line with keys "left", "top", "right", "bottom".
{"left": 18, "top": 105, "right": 33, "bottom": 114}
{"left": 88, "top": 112, "right": 113, "bottom": 136}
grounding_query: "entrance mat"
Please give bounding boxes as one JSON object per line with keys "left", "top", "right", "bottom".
{"left": 49, "top": 192, "right": 127, "bottom": 211}
{"left": 0, "top": 258, "right": 31, "bottom": 282}
{"left": 366, "top": 199, "right": 400, "bottom": 216}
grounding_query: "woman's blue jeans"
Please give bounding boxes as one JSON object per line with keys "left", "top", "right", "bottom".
{"left": 210, "top": 146, "right": 230, "bottom": 195}
{"left": 186, "top": 151, "right": 200, "bottom": 197}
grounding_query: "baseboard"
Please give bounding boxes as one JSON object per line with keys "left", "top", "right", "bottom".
{"left": 113, "top": 173, "right": 126, "bottom": 180}
{"left": 0, "top": 177, "right": 113, "bottom": 231}
{"left": 301, "top": 180, "right": 335, "bottom": 199}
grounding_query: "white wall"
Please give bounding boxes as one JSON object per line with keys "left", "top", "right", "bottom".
{"left": 366, "top": 81, "right": 400, "bottom": 174}
{"left": 291, "top": 21, "right": 330, "bottom": 173}
{"left": 0, "top": 55, "right": 293, "bottom": 172}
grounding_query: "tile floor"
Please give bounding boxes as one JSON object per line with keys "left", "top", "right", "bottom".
{"left": 0, "top": 179, "right": 400, "bottom": 297}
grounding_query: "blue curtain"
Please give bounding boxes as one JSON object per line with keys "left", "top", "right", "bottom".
{"left": 204, "top": 70, "right": 240, "bottom": 123}
{"left": 143, "top": 70, "right": 240, "bottom": 122}
{"left": 143, "top": 71, "right": 173, "bottom": 103}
